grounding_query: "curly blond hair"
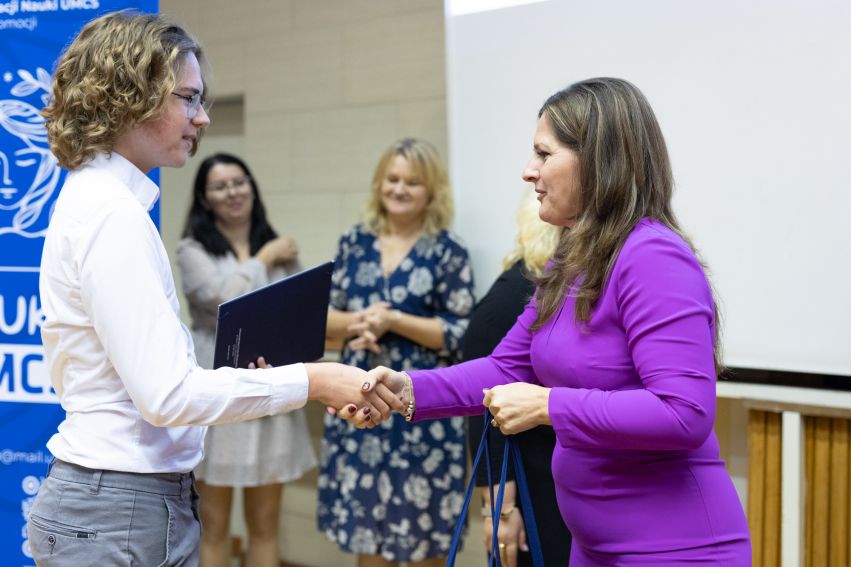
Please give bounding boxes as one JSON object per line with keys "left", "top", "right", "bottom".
{"left": 42, "top": 10, "right": 206, "bottom": 170}
{"left": 363, "top": 137, "right": 453, "bottom": 235}
{"left": 502, "top": 190, "right": 561, "bottom": 277}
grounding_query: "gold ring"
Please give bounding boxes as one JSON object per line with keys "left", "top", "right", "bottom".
{"left": 498, "top": 542, "right": 505, "bottom": 550}
{"left": 491, "top": 418, "right": 499, "bottom": 427}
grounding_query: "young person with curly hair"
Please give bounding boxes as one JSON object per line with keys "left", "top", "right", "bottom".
{"left": 27, "top": 11, "right": 395, "bottom": 566}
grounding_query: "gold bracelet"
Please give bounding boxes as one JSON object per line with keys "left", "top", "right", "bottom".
{"left": 480, "top": 504, "right": 516, "bottom": 519}
{"left": 400, "top": 371, "right": 415, "bottom": 421}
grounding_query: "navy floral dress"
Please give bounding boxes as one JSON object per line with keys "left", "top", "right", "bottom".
{"left": 318, "top": 224, "right": 475, "bottom": 562}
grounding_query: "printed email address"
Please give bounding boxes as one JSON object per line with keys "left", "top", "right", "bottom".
{"left": 0, "top": 449, "right": 48, "bottom": 466}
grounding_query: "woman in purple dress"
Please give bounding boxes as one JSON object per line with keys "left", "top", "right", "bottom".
{"left": 350, "top": 78, "right": 751, "bottom": 565}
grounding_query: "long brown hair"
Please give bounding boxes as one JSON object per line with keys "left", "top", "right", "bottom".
{"left": 532, "top": 78, "right": 721, "bottom": 371}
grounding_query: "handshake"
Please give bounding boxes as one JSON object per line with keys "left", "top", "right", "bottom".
{"left": 334, "top": 366, "right": 415, "bottom": 429}
{"left": 256, "top": 356, "right": 551, "bottom": 434}
{"left": 312, "top": 362, "right": 411, "bottom": 428}
{"left": 256, "top": 357, "right": 412, "bottom": 428}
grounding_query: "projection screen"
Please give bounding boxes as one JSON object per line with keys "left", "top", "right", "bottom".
{"left": 445, "top": 0, "right": 851, "bottom": 375}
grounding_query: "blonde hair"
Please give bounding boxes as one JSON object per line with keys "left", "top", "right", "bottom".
{"left": 42, "top": 10, "right": 206, "bottom": 170}
{"left": 502, "top": 190, "right": 561, "bottom": 276}
{"left": 363, "top": 137, "right": 453, "bottom": 235}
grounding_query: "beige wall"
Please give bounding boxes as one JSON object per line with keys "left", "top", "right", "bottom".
{"left": 159, "top": 0, "right": 448, "bottom": 273}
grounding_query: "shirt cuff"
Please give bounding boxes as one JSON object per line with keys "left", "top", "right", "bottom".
{"left": 265, "top": 362, "right": 309, "bottom": 412}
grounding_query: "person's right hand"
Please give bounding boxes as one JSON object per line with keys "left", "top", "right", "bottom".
{"left": 256, "top": 236, "right": 298, "bottom": 267}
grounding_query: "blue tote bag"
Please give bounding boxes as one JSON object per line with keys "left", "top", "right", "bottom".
{"left": 446, "top": 412, "right": 545, "bottom": 567}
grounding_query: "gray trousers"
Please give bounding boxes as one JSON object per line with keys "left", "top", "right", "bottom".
{"left": 27, "top": 459, "right": 201, "bottom": 566}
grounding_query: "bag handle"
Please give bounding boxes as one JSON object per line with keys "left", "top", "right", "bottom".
{"left": 447, "top": 411, "right": 545, "bottom": 567}
{"left": 487, "top": 432, "right": 511, "bottom": 566}
{"left": 446, "top": 412, "right": 491, "bottom": 565}
{"left": 510, "top": 435, "right": 545, "bottom": 566}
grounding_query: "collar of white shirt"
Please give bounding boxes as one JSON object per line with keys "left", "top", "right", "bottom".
{"left": 81, "top": 152, "right": 160, "bottom": 212}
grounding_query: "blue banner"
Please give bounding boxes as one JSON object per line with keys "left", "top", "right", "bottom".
{"left": 0, "top": 1, "right": 157, "bottom": 563}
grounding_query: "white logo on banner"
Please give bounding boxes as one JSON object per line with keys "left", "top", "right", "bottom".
{"left": 21, "top": 475, "right": 39, "bottom": 496}
{"left": 0, "top": 344, "right": 54, "bottom": 403}
{"left": 0, "top": 67, "right": 60, "bottom": 238}
{"left": 0, "top": 289, "right": 53, "bottom": 402}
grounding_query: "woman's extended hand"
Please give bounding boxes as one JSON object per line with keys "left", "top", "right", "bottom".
{"left": 483, "top": 382, "right": 552, "bottom": 435}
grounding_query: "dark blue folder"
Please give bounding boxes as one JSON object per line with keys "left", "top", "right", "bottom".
{"left": 213, "top": 261, "right": 334, "bottom": 369}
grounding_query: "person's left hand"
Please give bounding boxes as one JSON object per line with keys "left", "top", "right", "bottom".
{"left": 487, "top": 508, "right": 527, "bottom": 567}
{"left": 483, "top": 382, "right": 552, "bottom": 435}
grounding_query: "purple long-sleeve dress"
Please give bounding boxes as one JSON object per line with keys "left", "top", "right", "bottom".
{"left": 409, "top": 219, "right": 750, "bottom": 565}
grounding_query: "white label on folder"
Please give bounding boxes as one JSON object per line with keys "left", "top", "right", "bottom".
{"left": 226, "top": 328, "right": 242, "bottom": 367}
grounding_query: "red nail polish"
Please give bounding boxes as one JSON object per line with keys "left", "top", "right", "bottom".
{"left": 363, "top": 407, "right": 371, "bottom": 415}
{"left": 347, "top": 405, "right": 356, "bottom": 413}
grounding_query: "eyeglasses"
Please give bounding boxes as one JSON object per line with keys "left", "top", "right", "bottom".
{"left": 206, "top": 175, "right": 252, "bottom": 194}
{"left": 171, "top": 92, "right": 210, "bottom": 118}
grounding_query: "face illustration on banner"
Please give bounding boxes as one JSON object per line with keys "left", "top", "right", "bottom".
{"left": 0, "top": 68, "right": 62, "bottom": 238}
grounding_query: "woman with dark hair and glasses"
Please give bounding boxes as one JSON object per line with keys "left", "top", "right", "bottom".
{"left": 177, "top": 152, "right": 316, "bottom": 567}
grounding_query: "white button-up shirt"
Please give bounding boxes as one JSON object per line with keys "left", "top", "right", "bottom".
{"left": 40, "top": 153, "right": 309, "bottom": 473}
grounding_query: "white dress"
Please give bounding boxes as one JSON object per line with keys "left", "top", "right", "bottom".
{"left": 176, "top": 237, "right": 317, "bottom": 486}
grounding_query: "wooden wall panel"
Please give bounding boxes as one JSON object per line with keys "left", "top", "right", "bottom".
{"left": 805, "top": 416, "right": 851, "bottom": 566}
{"left": 749, "top": 410, "right": 782, "bottom": 567}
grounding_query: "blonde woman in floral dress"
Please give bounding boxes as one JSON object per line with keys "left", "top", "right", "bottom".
{"left": 318, "top": 138, "right": 475, "bottom": 567}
